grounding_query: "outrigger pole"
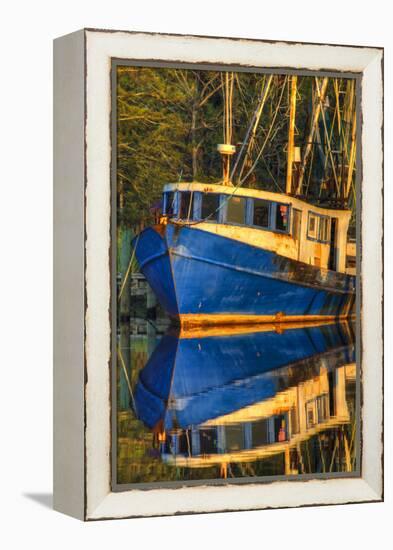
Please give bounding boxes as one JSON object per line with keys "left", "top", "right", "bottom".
{"left": 286, "top": 75, "right": 297, "bottom": 194}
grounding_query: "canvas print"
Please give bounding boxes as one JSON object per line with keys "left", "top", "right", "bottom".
{"left": 114, "top": 65, "right": 359, "bottom": 486}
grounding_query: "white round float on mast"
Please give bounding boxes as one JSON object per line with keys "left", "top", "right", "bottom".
{"left": 217, "top": 143, "right": 236, "bottom": 185}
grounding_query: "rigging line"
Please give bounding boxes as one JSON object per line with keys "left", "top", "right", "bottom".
{"left": 304, "top": 145, "right": 315, "bottom": 198}
{"left": 345, "top": 119, "right": 357, "bottom": 200}
{"left": 146, "top": 318, "right": 159, "bottom": 332}
{"left": 229, "top": 75, "right": 273, "bottom": 183}
{"left": 237, "top": 83, "right": 284, "bottom": 184}
{"left": 186, "top": 190, "right": 194, "bottom": 222}
{"left": 348, "top": 417, "right": 357, "bottom": 456}
{"left": 296, "top": 77, "right": 329, "bottom": 196}
{"left": 235, "top": 73, "right": 251, "bottom": 121}
{"left": 315, "top": 78, "right": 340, "bottom": 197}
{"left": 170, "top": 78, "right": 286, "bottom": 227}
{"left": 238, "top": 76, "right": 287, "bottom": 185}
{"left": 170, "top": 166, "right": 266, "bottom": 227}
{"left": 318, "top": 435, "right": 326, "bottom": 473}
{"left": 237, "top": 74, "right": 271, "bottom": 182}
{"left": 334, "top": 78, "right": 342, "bottom": 136}
{"left": 117, "top": 346, "right": 137, "bottom": 414}
{"left": 328, "top": 103, "right": 337, "bottom": 150}
{"left": 260, "top": 156, "right": 282, "bottom": 192}
{"left": 118, "top": 232, "right": 140, "bottom": 301}
{"left": 328, "top": 436, "right": 339, "bottom": 472}
{"left": 322, "top": 93, "right": 338, "bottom": 176}
{"left": 344, "top": 106, "right": 356, "bottom": 195}
{"left": 171, "top": 81, "right": 283, "bottom": 229}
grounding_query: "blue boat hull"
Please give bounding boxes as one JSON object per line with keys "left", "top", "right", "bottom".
{"left": 134, "top": 224, "right": 356, "bottom": 324}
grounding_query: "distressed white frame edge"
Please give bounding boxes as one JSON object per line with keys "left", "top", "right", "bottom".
{"left": 54, "top": 29, "right": 86, "bottom": 520}
{"left": 80, "top": 30, "right": 382, "bottom": 520}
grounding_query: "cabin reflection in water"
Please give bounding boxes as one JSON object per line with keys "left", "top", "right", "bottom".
{"left": 129, "top": 321, "right": 356, "bottom": 479}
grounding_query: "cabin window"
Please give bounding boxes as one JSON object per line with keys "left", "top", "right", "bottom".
{"left": 308, "top": 213, "right": 318, "bottom": 239}
{"left": 292, "top": 209, "right": 302, "bottom": 240}
{"left": 225, "top": 425, "right": 244, "bottom": 451}
{"left": 275, "top": 203, "right": 289, "bottom": 231}
{"left": 251, "top": 419, "right": 269, "bottom": 447}
{"left": 178, "top": 430, "right": 192, "bottom": 455}
{"left": 316, "top": 394, "right": 329, "bottom": 423}
{"left": 199, "top": 428, "right": 218, "bottom": 454}
{"left": 274, "top": 415, "right": 288, "bottom": 442}
{"left": 318, "top": 216, "right": 330, "bottom": 241}
{"left": 307, "top": 212, "right": 330, "bottom": 242}
{"left": 306, "top": 401, "right": 316, "bottom": 428}
{"left": 178, "top": 191, "right": 194, "bottom": 220}
{"left": 201, "top": 193, "right": 219, "bottom": 221}
{"left": 164, "top": 192, "right": 175, "bottom": 217}
{"left": 226, "top": 196, "right": 246, "bottom": 224}
{"left": 253, "top": 199, "right": 270, "bottom": 228}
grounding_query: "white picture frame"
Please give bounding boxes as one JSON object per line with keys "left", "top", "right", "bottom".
{"left": 53, "top": 28, "right": 383, "bottom": 520}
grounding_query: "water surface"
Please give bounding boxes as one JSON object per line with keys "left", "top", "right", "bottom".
{"left": 116, "top": 319, "right": 357, "bottom": 485}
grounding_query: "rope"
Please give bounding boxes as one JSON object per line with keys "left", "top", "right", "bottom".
{"left": 118, "top": 232, "right": 140, "bottom": 301}
{"left": 238, "top": 77, "right": 287, "bottom": 185}
{"left": 229, "top": 75, "right": 272, "bottom": 182}
{"left": 117, "top": 346, "right": 137, "bottom": 414}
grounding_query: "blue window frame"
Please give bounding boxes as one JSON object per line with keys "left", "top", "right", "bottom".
{"left": 193, "top": 192, "right": 202, "bottom": 220}
{"left": 201, "top": 193, "right": 220, "bottom": 221}
{"left": 274, "top": 203, "right": 290, "bottom": 233}
{"left": 307, "top": 211, "right": 330, "bottom": 243}
{"left": 252, "top": 198, "right": 270, "bottom": 229}
{"left": 163, "top": 191, "right": 177, "bottom": 217}
{"left": 218, "top": 194, "right": 291, "bottom": 234}
{"left": 178, "top": 191, "right": 195, "bottom": 220}
{"left": 226, "top": 196, "right": 247, "bottom": 224}
{"left": 164, "top": 189, "right": 291, "bottom": 235}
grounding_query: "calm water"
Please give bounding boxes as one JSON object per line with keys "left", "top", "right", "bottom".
{"left": 116, "top": 319, "right": 357, "bottom": 485}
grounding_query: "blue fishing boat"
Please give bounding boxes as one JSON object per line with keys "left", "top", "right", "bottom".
{"left": 132, "top": 75, "right": 356, "bottom": 327}
{"left": 134, "top": 321, "right": 355, "bottom": 472}
{"left": 134, "top": 182, "right": 355, "bottom": 327}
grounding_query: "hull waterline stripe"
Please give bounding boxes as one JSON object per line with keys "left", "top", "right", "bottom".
{"left": 178, "top": 313, "right": 355, "bottom": 327}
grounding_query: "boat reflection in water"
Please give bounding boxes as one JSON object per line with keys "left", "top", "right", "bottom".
{"left": 130, "top": 320, "right": 356, "bottom": 479}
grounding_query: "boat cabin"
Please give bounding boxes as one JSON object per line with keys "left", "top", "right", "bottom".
{"left": 162, "top": 182, "right": 353, "bottom": 274}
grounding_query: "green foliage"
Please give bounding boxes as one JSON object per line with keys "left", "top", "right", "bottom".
{"left": 117, "top": 67, "right": 356, "bottom": 230}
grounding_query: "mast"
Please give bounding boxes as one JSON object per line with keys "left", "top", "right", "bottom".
{"left": 345, "top": 107, "right": 357, "bottom": 200}
{"left": 286, "top": 75, "right": 297, "bottom": 194}
{"left": 218, "top": 72, "right": 236, "bottom": 186}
